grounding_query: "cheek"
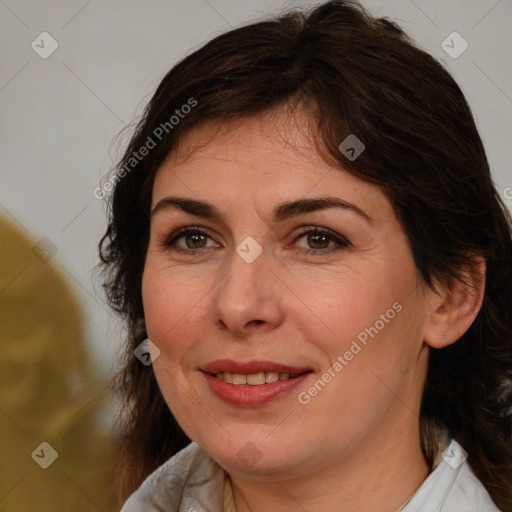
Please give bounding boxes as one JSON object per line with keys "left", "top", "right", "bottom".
{"left": 298, "top": 258, "right": 424, "bottom": 380}
{"left": 142, "top": 265, "right": 186, "bottom": 366}
{"left": 141, "top": 267, "right": 208, "bottom": 429}
{"left": 142, "top": 261, "right": 204, "bottom": 342}
{"left": 142, "top": 269, "right": 168, "bottom": 342}
{"left": 291, "top": 273, "right": 395, "bottom": 350}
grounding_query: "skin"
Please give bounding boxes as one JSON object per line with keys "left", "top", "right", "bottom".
{"left": 141, "top": 108, "right": 484, "bottom": 512}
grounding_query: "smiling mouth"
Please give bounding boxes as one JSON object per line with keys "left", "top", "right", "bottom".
{"left": 211, "top": 371, "right": 310, "bottom": 385}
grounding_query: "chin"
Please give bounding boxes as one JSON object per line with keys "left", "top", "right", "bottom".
{"left": 198, "top": 431, "right": 306, "bottom": 477}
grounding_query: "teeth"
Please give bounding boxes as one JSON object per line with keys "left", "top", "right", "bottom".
{"left": 266, "top": 372, "right": 280, "bottom": 383}
{"left": 216, "top": 371, "right": 297, "bottom": 385}
{"left": 247, "top": 372, "right": 265, "bottom": 385}
{"left": 232, "top": 373, "right": 247, "bottom": 385}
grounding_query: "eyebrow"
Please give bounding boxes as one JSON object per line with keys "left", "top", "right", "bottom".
{"left": 150, "top": 196, "right": 372, "bottom": 223}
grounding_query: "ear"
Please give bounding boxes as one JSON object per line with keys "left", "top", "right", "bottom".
{"left": 423, "top": 257, "right": 486, "bottom": 349}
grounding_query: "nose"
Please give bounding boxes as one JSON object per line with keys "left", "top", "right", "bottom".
{"left": 211, "top": 243, "right": 285, "bottom": 338}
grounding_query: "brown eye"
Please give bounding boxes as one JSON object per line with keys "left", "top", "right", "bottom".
{"left": 294, "top": 228, "right": 350, "bottom": 254}
{"left": 305, "top": 233, "right": 330, "bottom": 249}
{"left": 162, "top": 228, "right": 219, "bottom": 252}
{"left": 182, "top": 232, "right": 208, "bottom": 249}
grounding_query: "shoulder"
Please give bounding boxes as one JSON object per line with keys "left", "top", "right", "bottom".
{"left": 119, "top": 442, "right": 226, "bottom": 512}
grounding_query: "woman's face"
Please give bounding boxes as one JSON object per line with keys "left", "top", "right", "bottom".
{"left": 142, "top": 110, "right": 435, "bottom": 480}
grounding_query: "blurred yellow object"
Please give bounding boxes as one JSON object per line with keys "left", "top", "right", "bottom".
{"left": 0, "top": 215, "right": 116, "bottom": 511}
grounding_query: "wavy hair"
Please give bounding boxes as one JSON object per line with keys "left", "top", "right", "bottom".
{"left": 98, "top": 1, "right": 512, "bottom": 509}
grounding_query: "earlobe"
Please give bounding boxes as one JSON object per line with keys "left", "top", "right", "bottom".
{"left": 424, "top": 258, "right": 486, "bottom": 349}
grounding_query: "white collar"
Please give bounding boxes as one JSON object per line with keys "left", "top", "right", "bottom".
{"left": 398, "top": 437, "right": 500, "bottom": 511}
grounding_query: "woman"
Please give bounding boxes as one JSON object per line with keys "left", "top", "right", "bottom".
{"left": 98, "top": 1, "right": 512, "bottom": 510}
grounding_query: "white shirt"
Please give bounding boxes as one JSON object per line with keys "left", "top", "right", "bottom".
{"left": 120, "top": 438, "right": 502, "bottom": 512}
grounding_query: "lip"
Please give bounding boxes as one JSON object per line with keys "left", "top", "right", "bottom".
{"left": 201, "top": 371, "right": 312, "bottom": 407}
{"left": 201, "top": 359, "right": 312, "bottom": 375}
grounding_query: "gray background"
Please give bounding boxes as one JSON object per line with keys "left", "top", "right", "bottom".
{"left": 1, "top": 0, "right": 511, "bottom": 416}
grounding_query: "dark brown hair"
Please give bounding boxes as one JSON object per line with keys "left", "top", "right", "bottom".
{"left": 98, "top": 1, "right": 512, "bottom": 509}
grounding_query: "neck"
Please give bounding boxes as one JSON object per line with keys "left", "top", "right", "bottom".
{"left": 229, "top": 416, "right": 430, "bottom": 512}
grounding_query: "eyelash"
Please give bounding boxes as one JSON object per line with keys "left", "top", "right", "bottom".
{"left": 160, "top": 226, "right": 351, "bottom": 255}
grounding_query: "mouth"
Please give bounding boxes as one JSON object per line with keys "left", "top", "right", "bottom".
{"left": 200, "top": 365, "right": 314, "bottom": 407}
{"left": 200, "top": 359, "right": 313, "bottom": 387}
{"left": 208, "top": 370, "right": 310, "bottom": 386}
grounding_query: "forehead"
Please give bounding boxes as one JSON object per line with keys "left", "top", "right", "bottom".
{"left": 151, "top": 108, "right": 393, "bottom": 224}
{"left": 163, "top": 107, "right": 319, "bottom": 171}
